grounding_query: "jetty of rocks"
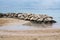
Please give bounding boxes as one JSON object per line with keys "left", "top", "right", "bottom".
{"left": 0, "top": 13, "right": 56, "bottom": 24}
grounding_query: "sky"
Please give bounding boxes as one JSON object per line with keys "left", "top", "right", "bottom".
{"left": 0, "top": 0, "right": 60, "bottom": 13}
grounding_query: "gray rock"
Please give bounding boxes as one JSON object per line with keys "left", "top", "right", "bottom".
{"left": 30, "top": 17, "right": 34, "bottom": 20}
{"left": 37, "top": 18, "right": 43, "bottom": 21}
{"left": 0, "top": 13, "right": 3, "bottom": 18}
{"left": 0, "top": 13, "right": 56, "bottom": 23}
{"left": 24, "top": 17, "right": 29, "bottom": 20}
{"left": 18, "top": 13, "right": 22, "bottom": 17}
{"left": 43, "top": 18, "right": 52, "bottom": 24}
{"left": 20, "top": 16, "right": 25, "bottom": 19}
{"left": 23, "top": 13, "right": 27, "bottom": 18}
{"left": 44, "top": 17, "right": 52, "bottom": 21}
{"left": 13, "top": 14, "right": 18, "bottom": 18}
{"left": 3, "top": 14, "right": 7, "bottom": 18}
{"left": 5, "top": 14, "right": 9, "bottom": 17}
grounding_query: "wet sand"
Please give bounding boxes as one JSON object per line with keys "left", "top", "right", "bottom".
{"left": 0, "top": 18, "right": 60, "bottom": 40}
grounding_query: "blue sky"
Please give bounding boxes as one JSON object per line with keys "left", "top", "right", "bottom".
{"left": 0, "top": 0, "right": 60, "bottom": 12}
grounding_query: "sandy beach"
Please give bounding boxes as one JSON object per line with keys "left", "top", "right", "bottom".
{"left": 0, "top": 29, "right": 60, "bottom": 40}
{"left": 0, "top": 0, "right": 60, "bottom": 40}
{"left": 0, "top": 18, "right": 60, "bottom": 40}
{"left": 0, "top": 18, "right": 31, "bottom": 26}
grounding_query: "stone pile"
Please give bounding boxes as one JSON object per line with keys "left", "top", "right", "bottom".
{"left": 0, "top": 13, "right": 56, "bottom": 24}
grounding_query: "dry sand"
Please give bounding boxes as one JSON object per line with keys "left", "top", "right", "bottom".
{"left": 0, "top": 18, "right": 30, "bottom": 26}
{"left": 0, "top": 18, "right": 53, "bottom": 27}
{"left": 0, "top": 29, "right": 60, "bottom": 40}
{"left": 0, "top": 18, "right": 60, "bottom": 40}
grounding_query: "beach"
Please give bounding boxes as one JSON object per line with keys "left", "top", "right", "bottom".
{"left": 0, "top": 29, "right": 60, "bottom": 40}
{"left": 0, "top": 18, "right": 31, "bottom": 26}
{"left": 0, "top": 18, "right": 60, "bottom": 40}
{"left": 0, "top": 0, "right": 60, "bottom": 40}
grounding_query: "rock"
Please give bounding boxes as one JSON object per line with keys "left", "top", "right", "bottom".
{"left": 13, "top": 14, "right": 18, "bottom": 18}
{"left": 0, "top": 13, "right": 3, "bottom": 18}
{"left": 50, "top": 20, "right": 56, "bottom": 23}
{"left": 18, "top": 14, "right": 25, "bottom": 20}
{"left": 33, "top": 17, "right": 38, "bottom": 21}
{"left": 17, "top": 13, "right": 22, "bottom": 17}
{"left": 7, "top": 13, "right": 12, "bottom": 18}
{"left": 27, "top": 13, "right": 32, "bottom": 16}
{"left": 10, "top": 13, "right": 14, "bottom": 17}
{"left": 37, "top": 18, "right": 43, "bottom": 21}
{"left": 44, "top": 17, "right": 52, "bottom": 21}
{"left": 5, "top": 13, "right": 9, "bottom": 17}
{"left": 30, "top": 17, "right": 34, "bottom": 21}
{"left": 20, "top": 16, "right": 25, "bottom": 19}
{"left": 23, "top": 13, "right": 27, "bottom": 18}
{"left": 47, "top": 18, "right": 52, "bottom": 21}
{"left": 0, "top": 13, "right": 56, "bottom": 24}
{"left": 24, "top": 17, "right": 29, "bottom": 20}
{"left": 3, "top": 14, "right": 7, "bottom": 18}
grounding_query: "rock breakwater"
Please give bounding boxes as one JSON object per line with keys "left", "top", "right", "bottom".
{"left": 0, "top": 13, "right": 56, "bottom": 24}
